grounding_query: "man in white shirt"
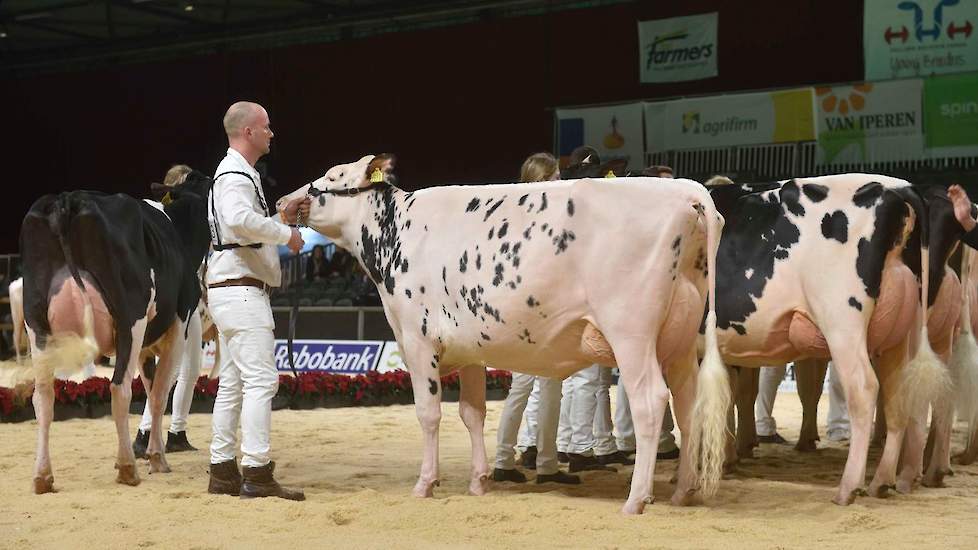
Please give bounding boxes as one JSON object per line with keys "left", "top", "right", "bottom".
{"left": 206, "top": 101, "right": 309, "bottom": 500}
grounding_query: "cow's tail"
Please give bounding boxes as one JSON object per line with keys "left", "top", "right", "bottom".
{"left": 900, "top": 188, "right": 951, "bottom": 419}
{"left": 34, "top": 195, "right": 99, "bottom": 382}
{"left": 953, "top": 246, "right": 978, "bottom": 427}
{"left": 689, "top": 192, "right": 730, "bottom": 499}
{"left": 9, "top": 278, "right": 26, "bottom": 364}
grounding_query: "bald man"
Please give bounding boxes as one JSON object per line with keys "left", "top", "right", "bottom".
{"left": 206, "top": 101, "right": 309, "bottom": 500}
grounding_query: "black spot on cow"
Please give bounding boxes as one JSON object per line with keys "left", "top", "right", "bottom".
{"left": 493, "top": 263, "right": 505, "bottom": 286}
{"left": 481, "top": 332, "right": 491, "bottom": 341}
{"left": 466, "top": 198, "right": 481, "bottom": 212}
{"left": 488, "top": 227, "right": 495, "bottom": 240}
{"left": 500, "top": 242, "right": 510, "bottom": 254}
{"left": 527, "top": 296, "right": 539, "bottom": 307}
{"left": 523, "top": 225, "right": 533, "bottom": 240}
{"left": 420, "top": 286, "right": 425, "bottom": 294}
{"left": 421, "top": 316, "right": 428, "bottom": 336}
{"left": 484, "top": 303, "right": 502, "bottom": 323}
{"left": 400, "top": 258, "right": 409, "bottom": 273}
{"left": 428, "top": 379, "right": 438, "bottom": 394}
{"left": 405, "top": 288, "right": 412, "bottom": 299}
{"left": 848, "top": 297, "right": 863, "bottom": 311}
{"left": 405, "top": 220, "right": 412, "bottom": 230}
{"left": 567, "top": 199, "right": 575, "bottom": 217}
{"left": 821, "top": 211, "right": 849, "bottom": 243}
{"left": 430, "top": 359, "right": 438, "bottom": 369}
{"left": 781, "top": 179, "right": 805, "bottom": 216}
{"left": 538, "top": 193, "right": 548, "bottom": 213}
{"left": 518, "top": 194, "right": 529, "bottom": 206}
{"left": 498, "top": 221, "right": 509, "bottom": 239}
{"left": 541, "top": 223, "right": 549, "bottom": 232}
{"left": 483, "top": 198, "right": 505, "bottom": 221}
{"left": 730, "top": 323, "right": 746, "bottom": 335}
{"left": 802, "top": 183, "right": 829, "bottom": 203}
{"left": 318, "top": 195, "right": 326, "bottom": 207}
{"left": 853, "top": 182, "right": 884, "bottom": 208}
{"left": 553, "top": 230, "right": 576, "bottom": 255}
{"left": 671, "top": 236, "right": 681, "bottom": 251}
{"left": 855, "top": 188, "right": 913, "bottom": 299}
{"left": 442, "top": 266, "right": 447, "bottom": 282}
{"left": 476, "top": 253, "right": 482, "bottom": 270}
{"left": 459, "top": 250, "right": 468, "bottom": 273}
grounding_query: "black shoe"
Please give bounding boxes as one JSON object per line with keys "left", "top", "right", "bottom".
{"left": 132, "top": 429, "right": 150, "bottom": 460}
{"left": 520, "top": 446, "right": 538, "bottom": 470}
{"left": 557, "top": 452, "right": 570, "bottom": 464}
{"left": 758, "top": 433, "right": 790, "bottom": 445}
{"left": 240, "top": 461, "right": 305, "bottom": 501}
{"left": 596, "top": 451, "right": 635, "bottom": 466}
{"left": 536, "top": 470, "right": 581, "bottom": 485}
{"left": 567, "top": 453, "right": 616, "bottom": 473}
{"left": 657, "top": 448, "right": 681, "bottom": 460}
{"left": 491, "top": 468, "right": 527, "bottom": 483}
{"left": 208, "top": 459, "right": 242, "bottom": 496}
{"left": 166, "top": 431, "right": 198, "bottom": 453}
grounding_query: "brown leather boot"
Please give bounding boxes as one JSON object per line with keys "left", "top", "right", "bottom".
{"left": 208, "top": 459, "right": 242, "bottom": 496}
{"left": 240, "top": 461, "right": 305, "bottom": 501}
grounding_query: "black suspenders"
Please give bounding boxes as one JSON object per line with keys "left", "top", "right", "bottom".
{"left": 209, "top": 170, "right": 268, "bottom": 251}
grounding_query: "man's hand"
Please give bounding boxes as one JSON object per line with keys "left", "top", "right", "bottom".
{"left": 287, "top": 227, "right": 305, "bottom": 254}
{"left": 948, "top": 185, "right": 976, "bottom": 232}
{"left": 281, "top": 196, "right": 312, "bottom": 225}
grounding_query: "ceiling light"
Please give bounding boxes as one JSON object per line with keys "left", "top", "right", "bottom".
{"left": 0, "top": 32, "right": 6, "bottom": 38}
{"left": 184, "top": 3, "right": 194, "bottom": 11}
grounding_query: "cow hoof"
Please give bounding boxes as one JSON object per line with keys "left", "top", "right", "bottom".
{"left": 867, "top": 483, "right": 893, "bottom": 499}
{"left": 669, "top": 473, "right": 678, "bottom": 485}
{"left": 468, "top": 474, "right": 490, "bottom": 496}
{"left": 115, "top": 463, "right": 141, "bottom": 486}
{"left": 895, "top": 478, "right": 915, "bottom": 494}
{"left": 794, "top": 439, "right": 818, "bottom": 453}
{"left": 32, "top": 475, "right": 55, "bottom": 494}
{"left": 921, "top": 471, "right": 946, "bottom": 488}
{"left": 670, "top": 489, "right": 696, "bottom": 506}
{"left": 621, "top": 497, "right": 651, "bottom": 515}
{"left": 831, "top": 488, "right": 862, "bottom": 506}
{"left": 736, "top": 447, "right": 754, "bottom": 460}
{"left": 148, "top": 453, "right": 171, "bottom": 474}
{"left": 953, "top": 451, "right": 977, "bottom": 466}
{"left": 412, "top": 478, "right": 439, "bottom": 498}
{"left": 722, "top": 460, "right": 738, "bottom": 476}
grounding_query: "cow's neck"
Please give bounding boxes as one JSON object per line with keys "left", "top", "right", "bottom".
{"left": 348, "top": 186, "right": 408, "bottom": 297}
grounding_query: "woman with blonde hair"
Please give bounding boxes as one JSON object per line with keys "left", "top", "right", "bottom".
{"left": 492, "top": 152, "right": 579, "bottom": 485}
{"left": 163, "top": 164, "right": 193, "bottom": 187}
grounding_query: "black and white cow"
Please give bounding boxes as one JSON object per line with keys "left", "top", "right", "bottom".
{"left": 21, "top": 171, "right": 211, "bottom": 493}
{"left": 277, "top": 154, "right": 729, "bottom": 514}
{"left": 706, "top": 174, "right": 948, "bottom": 505}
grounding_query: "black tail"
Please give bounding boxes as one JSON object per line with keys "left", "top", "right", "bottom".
{"left": 50, "top": 193, "right": 87, "bottom": 292}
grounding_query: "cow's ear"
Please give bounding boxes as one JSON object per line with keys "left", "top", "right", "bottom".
{"left": 365, "top": 153, "right": 396, "bottom": 185}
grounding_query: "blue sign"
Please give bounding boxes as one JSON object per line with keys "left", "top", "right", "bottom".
{"left": 273, "top": 339, "right": 384, "bottom": 374}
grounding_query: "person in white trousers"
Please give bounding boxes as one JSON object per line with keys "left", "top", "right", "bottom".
{"left": 755, "top": 365, "right": 790, "bottom": 444}
{"left": 826, "top": 362, "right": 851, "bottom": 441}
{"left": 612, "top": 372, "right": 679, "bottom": 459}
{"left": 516, "top": 379, "right": 540, "bottom": 467}
{"left": 205, "top": 101, "right": 308, "bottom": 500}
{"left": 557, "top": 365, "right": 631, "bottom": 471}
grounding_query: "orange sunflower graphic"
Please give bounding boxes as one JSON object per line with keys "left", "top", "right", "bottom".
{"left": 816, "top": 83, "right": 873, "bottom": 115}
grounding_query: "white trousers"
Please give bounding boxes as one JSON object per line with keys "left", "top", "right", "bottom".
{"left": 139, "top": 309, "right": 203, "bottom": 434}
{"left": 556, "top": 365, "right": 617, "bottom": 455}
{"left": 208, "top": 287, "right": 279, "bottom": 467}
{"left": 592, "top": 366, "right": 617, "bottom": 455}
{"left": 827, "top": 362, "right": 851, "bottom": 437}
{"left": 614, "top": 373, "right": 677, "bottom": 453}
{"left": 516, "top": 378, "right": 541, "bottom": 451}
{"left": 495, "top": 373, "right": 562, "bottom": 474}
{"left": 754, "top": 365, "right": 787, "bottom": 436}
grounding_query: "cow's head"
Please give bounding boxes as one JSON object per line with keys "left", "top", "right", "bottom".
{"left": 276, "top": 154, "right": 396, "bottom": 245}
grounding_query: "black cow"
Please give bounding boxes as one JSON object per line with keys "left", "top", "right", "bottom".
{"left": 21, "top": 171, "right": 211, "bottom": 493}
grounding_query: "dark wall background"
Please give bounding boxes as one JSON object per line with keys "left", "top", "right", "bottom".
{"left": 1, "top": 0, "right": 861, "bottom": 255}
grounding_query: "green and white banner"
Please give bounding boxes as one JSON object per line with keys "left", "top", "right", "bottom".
{"left": 865, "top": 0, "right": 978, "bottom": 80}
{"left": 644, "top": 88, "right": 815, "bottom": 151}
{"left": 638, "top": 13, "right": 718, "bottom": 83}
{"left": 924, "top": 72, "right": 978, "bottom": 153}
{"left": 816, "top": 79, "right": 924, "bottom": 164}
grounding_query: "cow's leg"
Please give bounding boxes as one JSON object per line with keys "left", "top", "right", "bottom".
{"left": 723, "top": 366, "right": 740, "bottom": 472}
{"left": 458, "top": 364, "right": 490, "bottom": 496}
{"left": 666, "top": 347, "right": 699, "bottom": 506}
{"left": 614, "top": 341, "right": 667, "bottom": 515}
{"left": 795, "top": 359, "right": 828, "bottom": 452}
{"left": 922, "top": 398, "right": 954, "bottom": 487}
{"left": 404, "top": 337, "right": 443, "bottom": 498}
{"left": 825, "top": 334, "right": 877, "bottom": 505}
{"left": 28, "top": 326, "right": 56, "bottom": 494}
{"left": 735, "top": 367, "right": 759, "bottom": 460}
{"left": 956, "top": 420, "right": 978, "bottom": 465}
{"left": 872, "top": 398, "right": 887, "bottom": 448}
{"left": 145, "top": 323, "right": 187, "bottom": 474}
{"left": 112, "top": 318, "right": 147, "bottom": 486}
{"left": 897, "top": 403, "right": 928, "bottom": 493}
{"left": 868, "top": 340, "right": 910, "bottom": 498}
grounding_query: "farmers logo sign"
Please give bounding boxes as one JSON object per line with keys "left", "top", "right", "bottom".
{"left": 865, "top": 0, "right": 978, "bottom": 79}
{"left": 638, "top": 13, "right": 718, "bottom": 83}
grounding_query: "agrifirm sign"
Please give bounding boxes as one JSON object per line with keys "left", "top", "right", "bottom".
{"left": 638, "top": 12, "right": 718, "bottom": 83}
{"left": 555, "top": 103, "right": 643, "bottom": 170}
{"left": 924, "top": 72, "right": 978, "bottom": 150}
{"left": 644, "top": 88, "right": 815, "bottom": 151}
{"left": 815, "top": 79, "right": 924, "bottom": 164}
{"left": 865, "top": 0, "right": 978, "bottom": 79}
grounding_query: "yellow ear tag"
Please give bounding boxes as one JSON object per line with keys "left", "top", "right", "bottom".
{"left": 370, "top": 168, "right": 384, "bottom": 183}
{"left": 605, "top": 170, "right": 616, "bottom": 178}
{"left": 162, "top": 192, "right": 173, "bottom": 206}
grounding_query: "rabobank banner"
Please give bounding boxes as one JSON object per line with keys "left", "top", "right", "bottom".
{"left": 555, "top": 103, "right": 644, "bottom": 170}
{"left": 815, "top": 79, "right": 924, "bottom": 165}
{"left": 644, "top": 88, "right": 815, "bottom": 150}
{"left": 274, "top": 339, "right": 388, "bottom": 374}
{"left": 865, "top": 0, "right": 978, "bottom": 80}
{"left": 638, "top": 13, "right": 718, "bottom": 83}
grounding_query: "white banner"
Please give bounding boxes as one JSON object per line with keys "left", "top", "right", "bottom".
{"left": 638, "top": 13, "right": 718, "bottom": 83}
{"left": 555, "top": 103, "right": 644, "bottom": 170}
{"left": 645, "top": 88, "right": 815, "bottom": 151}
{"left": 864, "top": 0, "right": 978, "bottom": 80}
{"left": 815, "top": 79, "right": 924, "bottom": 165}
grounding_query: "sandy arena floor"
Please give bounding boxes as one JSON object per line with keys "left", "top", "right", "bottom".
{"left": 1, "top": 388, "right": 977, "bottom": 550}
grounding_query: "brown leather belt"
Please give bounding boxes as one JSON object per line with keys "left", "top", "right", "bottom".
{"left": 208, "top": 277, "right": 270, "bottom": 293}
